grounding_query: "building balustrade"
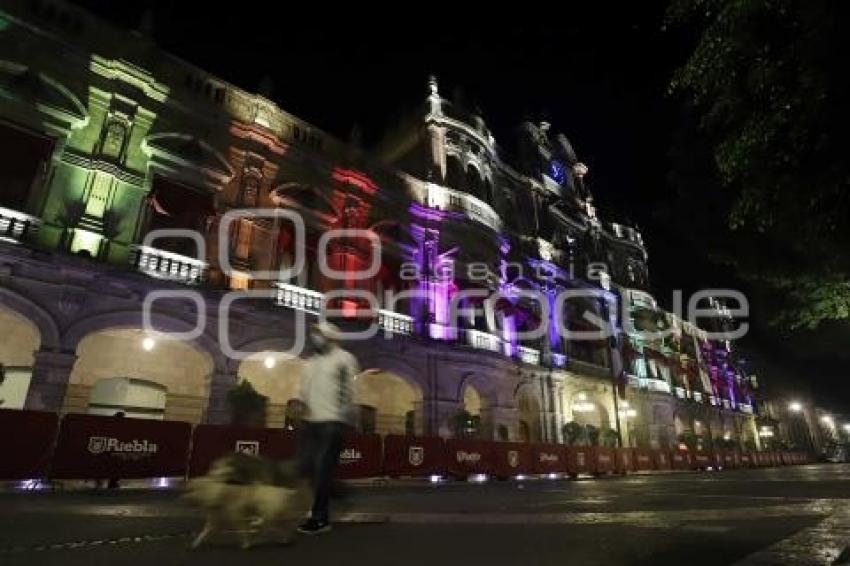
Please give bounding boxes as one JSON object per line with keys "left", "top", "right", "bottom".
{"left": 464, "top": 328, "right": 502, "bottom": 353}
{"left": 130, "top": 245, "right": 206, "bottom": 285}
{"left": 0, "top": 206, "right": 40, "bottom": 244}
{"left": 377, "top": 309, "right": 413, "bottom": 335}
{"left": 273, "top": 281, "right": 323, "bottom": 314}
{"left": 518, "top": 345, "right": 541, "bottom": 366}
{"left": 739, "top": 403, "right": 754, "bottom": 414}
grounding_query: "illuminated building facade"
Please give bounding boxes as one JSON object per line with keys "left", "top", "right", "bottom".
{"left": 0, "top": 0, "right": 762, "bottom": 450}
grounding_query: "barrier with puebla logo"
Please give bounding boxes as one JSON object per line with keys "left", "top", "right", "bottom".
{"left": 382, "top": 435, "right": 445, "bottom": 477}
{"left": 615, "top": 447, "right": 634, "bottom": 473}
{"left": 0, "top": 408, "right": 59, "bottom": 480}
{"left": 592, "top": 447, "right": 615, "bottom": 474}
{"left": 565, "top": 446, "right": 592, "bottom": 475}
{"left": 671, "top": 450, "right": 690, "bottom": 470}
{"left": 633, "top": 449, "right": 654, "bottom": 471}
{"left": 50, "top": 413, "right": 191, "bottom": 479}
{"left": 492, "top": 442, "right": 532, "bottom": 477}
{"left": 652, "top": 449, "right": 671, "bottom": 471}
{"left": 335, "top": 433, "right": 382, "bottom": 479}
{"left": 531, "top": 443, "right": 567, "bottom": 474}
{"left": 188, "top": 424, "right": 296, "bottom": 477}
{"left": 445, "top": 439, "right": 493, "bottom": 476}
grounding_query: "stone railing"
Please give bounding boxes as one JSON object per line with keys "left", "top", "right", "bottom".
{"left": 646, "top": 379, "right": 671, "bottom": 394}
{"left": 130, "top": 245, "right": 207, "bottom": 285}
{"left": 0, "top": 206, "right": 40, "bottom": 244}
{"left": 377, "top": 309, "right": 413, "bottom": 335}
{"left": 464, "top": 328, "right": 502, "bottom": 353}
{"left": 518, "top": 345, "right": 540, "bottom": 366}
{"left": 273, "top": 282, "right": 322, "bottom": 314}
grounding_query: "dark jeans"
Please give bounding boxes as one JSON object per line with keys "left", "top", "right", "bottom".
{"left": 298, "top": 421, "right": 344, "bottom": 523}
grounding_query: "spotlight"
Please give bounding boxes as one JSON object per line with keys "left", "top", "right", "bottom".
{"left": 142, "top": 337, "right": 155, "bottom": 351}
{"left": 264, "top": 356, "right": 275, "bottom": 369}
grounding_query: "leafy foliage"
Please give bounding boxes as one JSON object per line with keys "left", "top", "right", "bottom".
{"left": 226, "top": 380, "right": 268, "bottom": 426}
{"left": 667, "top": 0, "right": 850, "bottom": 329}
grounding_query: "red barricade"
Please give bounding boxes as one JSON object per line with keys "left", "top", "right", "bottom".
{"left": 383, "top": 435, "right": 445, "bottom": 477}
{"left": 50, "top": 413, "right": 191, "bottom": 479}
{"left": 633, "top": 449, "right": 654, "bottom": 471}
{"left": 0, "top": 409, "right": 59, "bottom": 480}
{"left": 615, "top": 447, "right": 634, "bottom": 473}
{"left": 723, "top": 451, "right": 737, "bottom": 469}
{"left": 691, "top": 451, "right": 711, "bottom": 470}
{"left": 188, "top": 424, "right": 296, "bottom": 477}
{"left": 592, "top": 447, "right": 615, "bottom": 474}
{"left": 531, "top": 443, "right": 567, "bottom": 475}
{"left": 780, "top": 451, "right": 792, "bottom": 465}
{"left": 671, "top": 450, "right": 690, "bottom": 470}
{"left": 445, "top": 439, "right": 493, "bottom": 476}
{"left": 653, "top": 449, "right": 671, "bottom": 470}
{"left": 565, "top": 446, "right": 592, "bottom": 475}
{"left": 335, "top": 433, "right": 382, "bottom": 479}
{"left": 492, "top": 442, "right": 533, "bottom": 477}
{"left": 741, "top": 452, "right": 755, "bottom": 467}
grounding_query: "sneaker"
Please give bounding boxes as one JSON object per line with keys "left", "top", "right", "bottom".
{"left": 297, "top": 518, "right": 332, "bottom": 535}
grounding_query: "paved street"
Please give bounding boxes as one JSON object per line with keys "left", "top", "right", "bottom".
{"left": 1, "top": 465, "right": 849, "bottom": 566}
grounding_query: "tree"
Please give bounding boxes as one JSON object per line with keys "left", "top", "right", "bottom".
{"left": 667, "top": 0, "right": 850, "bottom": 329}
{"left": 226, "top": 380, "right": 268, "bottom": 426}
{"left": 562, "top": 421, "right": 587, "bottom": 446}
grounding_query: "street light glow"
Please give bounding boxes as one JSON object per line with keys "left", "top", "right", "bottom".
{"left": 788, "top": 401, "right": 803, "bottom": 412}
{"left": 142, "top": 337, "right": 155, "bottom": 351}
{"left": 264, "top": 356, "right": 275, "bottom": 369}
{"left": 820, "top": 415, "right": 834, "bottom": 426}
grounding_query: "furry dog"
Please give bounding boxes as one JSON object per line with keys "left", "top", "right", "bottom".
{"left": 184, "top": 453, "right": 312, "bottom": 549}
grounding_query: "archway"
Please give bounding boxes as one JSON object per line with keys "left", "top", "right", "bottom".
{"left": 68, "top": 329, "right": 212, "bottom": 423}
{"left": 0, "top": 306, "right": 40, "bottom": 409}
{"left": 517, "top": 385, "right": 542, "bottom": 443}
{"left": 355, "top": 370, "right": 422, "bottom": 435}
{"left": 237, "top": 352, "right": 304, "bottom": 428}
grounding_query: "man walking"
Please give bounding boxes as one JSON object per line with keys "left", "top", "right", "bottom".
{"left": 297, "top": 321, "right": 359, "bottom": 535}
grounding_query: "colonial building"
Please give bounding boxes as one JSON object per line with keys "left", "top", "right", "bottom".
{"left": 0, "top": 0, "right": 761, "bottom": 450}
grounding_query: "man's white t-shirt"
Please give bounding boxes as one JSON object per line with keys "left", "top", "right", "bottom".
{"left": 299, "top": 345, "right": 359, "bottom": 424}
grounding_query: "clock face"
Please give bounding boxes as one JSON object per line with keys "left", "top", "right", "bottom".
{"left": 549, "top": 160, "right": 566, "bottom": 184}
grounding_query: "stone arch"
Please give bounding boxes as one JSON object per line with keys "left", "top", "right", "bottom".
{"left": 60, "top": 309, "right": 227, "bottom": 373}
{"left": 0, "top": 286, "right": 60, "bottom": 349}
{"left": 466, "top": 163, "right": 484, "bottom": 201}
{"left": 0, "top": 304, "right": 43, "bottom": 409}
{"left": 567, "top": 389, "right": 611, "bottom": 431}
{"left": 236, "top": 350, "right": 304, "bottom": 428}
{"left": 67, "top": 327, "right": 213, "bottom": 423}
{"left": 516, "top": 383, "right": 542, "bottom": 443}
{"left": 445, "top": 154, "right": 464, "bottom": 191}
{"left": 354, "top": 370, "right": 423, "bottom": 436}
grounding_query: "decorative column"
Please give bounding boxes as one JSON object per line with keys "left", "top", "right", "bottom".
{"left": 480, "top": 404, "right": 518, "bottom": 441}
{"left": 25, "top": 348, "right": 78, "bottom": 412}
{"left": 422, "top": 397, "right": 462, "bottom": 438}
{"left": 204, "top": 370, "right": 238, "bottom": 424}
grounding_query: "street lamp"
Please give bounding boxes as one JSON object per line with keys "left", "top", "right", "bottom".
{"left": 788, "top": 401, "right": 803, "bottom": 412}
{"left": 843, "top": 423, "right": 850, "bottom": 433}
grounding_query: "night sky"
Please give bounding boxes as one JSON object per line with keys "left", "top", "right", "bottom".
{"left": 69, "top": 1, "right": 848, "bottom": 412}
